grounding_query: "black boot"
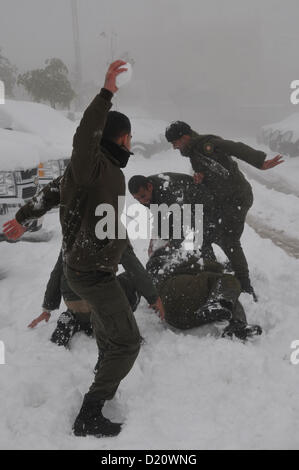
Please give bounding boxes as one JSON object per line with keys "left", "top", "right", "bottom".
{"left": 222, "top": 320, "right": 262, "bottom": 340}
{"left": 78, "top": 321, "right": 94, "bottom": 337}
{"left": 73, "top": 395, "right": 122, "bottom": 438}
{"left": 195, "top": 299, "right": 233, "bottom": 324}
{"left": 50, "top": 310, "right": 79, "bottom": 347}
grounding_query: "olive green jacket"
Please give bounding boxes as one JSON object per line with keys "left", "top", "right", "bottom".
{"left": 17, "top": 90, "right": 128, "bottom": 272}
{"left": 60, "top": 88, "right": 129, "bottom": 272}
{"left": 185, "top": 131, "right": 266, "bottom": 201}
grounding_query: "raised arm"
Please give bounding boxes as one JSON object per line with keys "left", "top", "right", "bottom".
{"left": 71, "top": 60, "right": 128, "bottom": 185}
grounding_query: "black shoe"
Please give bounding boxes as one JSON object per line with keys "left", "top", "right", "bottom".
{"left": 222, "top": 320, "right": 262, "bottom": 340}
{"left": 196, "top": 300, "right": 233, "bottom": 324}
{"left": 73, "top": 395, "right": 122, "bottom": 438}
{"left": 78, "top": 321, "right": 94, "bottom": 337}
{"left": 50, "top": 310, "right": 79, "bottom": 347}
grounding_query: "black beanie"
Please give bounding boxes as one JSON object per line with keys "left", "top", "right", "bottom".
{"left": 103, "top": 111, "right": 131, "bottom": 142}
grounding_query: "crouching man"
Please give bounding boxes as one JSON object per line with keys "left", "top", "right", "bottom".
{"left": 28, "top": 245, "right": 162, "bottom": 350}
{"left": 127, "top": 248, "right": 262, "bottom": 340}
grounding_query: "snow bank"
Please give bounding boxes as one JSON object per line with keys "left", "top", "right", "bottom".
{"left": 0, "top": 138, "right": 298, "bottom": 449}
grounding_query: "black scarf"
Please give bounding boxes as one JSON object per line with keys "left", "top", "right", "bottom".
{"left": 101, "top": 139, "right": 133, "bottom": 168}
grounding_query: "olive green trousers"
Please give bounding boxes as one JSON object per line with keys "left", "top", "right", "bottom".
{"left": 65, "top": 265, "right": 141, "bottom": 401}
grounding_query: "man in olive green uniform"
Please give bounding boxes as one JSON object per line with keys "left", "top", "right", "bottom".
{"left": 59, "top": 61, "right": 142, "bottom": 438}
{"left": 4, "top": 61, "right": 142, "bottom": 439}
{"left": 119, "top": 247, "right": 262, "bottom": 340}
{"left": 165, "top": 121, "right": 284, "bottom": 299}
{"left": 27, "top": 243, "right": 160, "bottom": 349}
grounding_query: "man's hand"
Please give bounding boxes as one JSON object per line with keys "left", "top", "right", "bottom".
{"left": 193, "top": 172, "right": 204, "bottom": 184}
{"left": 3, "top": 218, "right": 26, "bottom": 240}
{"left": 28, "top": 311, "right": 51, "bottom": 329}
{"left": 149, "top": 297, "right": 165, "bottom": 320}
{"left": 104, "top": 60, "right": 128, "bottom": 94}
{"left": 261, "top": 155, "right": 284, "bottom": 170}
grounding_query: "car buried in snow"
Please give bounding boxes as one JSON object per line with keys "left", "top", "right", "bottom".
{"left": 0, "top": 128, "right": 42, "bottom": 240}
{"left": 0, "top": 99, "right": 76, "bottom": 189}
{"left": 258, "top": 113, "right": 299, "bottom": 157}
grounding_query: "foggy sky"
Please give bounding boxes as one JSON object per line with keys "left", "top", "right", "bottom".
{"left": 1, "top": 0, "right": 299, "bottom": 135}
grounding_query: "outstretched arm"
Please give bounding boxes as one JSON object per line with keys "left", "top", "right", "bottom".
{"left": 28, "top": 250, "right": 63, "bottom": 328}
{"left": 212, "top": 138, "right": 267, "bottom": 169}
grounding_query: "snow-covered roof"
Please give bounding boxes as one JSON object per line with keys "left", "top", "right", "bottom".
{"left": 0, "top": 99, "right": 76, "bottom": 159}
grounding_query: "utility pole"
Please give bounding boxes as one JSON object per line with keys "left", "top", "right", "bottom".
{"left": 99, "top": 30, "right": 118, "bottom": 109}
{"left": 71, "top": 0, "right": 83, "bottom": 110}
{"left": 100, "top": 30, "right": 118, "bottom": 65}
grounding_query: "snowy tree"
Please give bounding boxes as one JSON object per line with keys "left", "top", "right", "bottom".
{"left": 18, "top": 58, "right": 75, "bottom": 109}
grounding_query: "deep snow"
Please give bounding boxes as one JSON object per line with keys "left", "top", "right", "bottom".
{"left": 0, "top": 143, "right": 299, "bottom": 450}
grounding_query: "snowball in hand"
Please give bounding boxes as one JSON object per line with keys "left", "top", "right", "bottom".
{"left": 116, "top": 62, "right": 133, "bottom": 88}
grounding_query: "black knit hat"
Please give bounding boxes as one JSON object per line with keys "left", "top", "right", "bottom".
{"left": 165, "top": 121, "right": 192, "bottom": 142}
{"left": 103, "top": 111, "right": 131, "bottom": 142}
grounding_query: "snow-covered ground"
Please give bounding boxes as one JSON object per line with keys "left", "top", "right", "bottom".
{"left": 0, "top": 140, "right": 299, "bottom": 449}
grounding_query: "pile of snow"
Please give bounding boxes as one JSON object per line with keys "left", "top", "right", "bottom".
{"left": 0, "top": 201, "right": 299, "bottom": 449}
{"left": 0, "top": 100, "right": 76, "bottom": 159}
{"left": 0, "top": 132, "right": 299, "bottom": 449}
